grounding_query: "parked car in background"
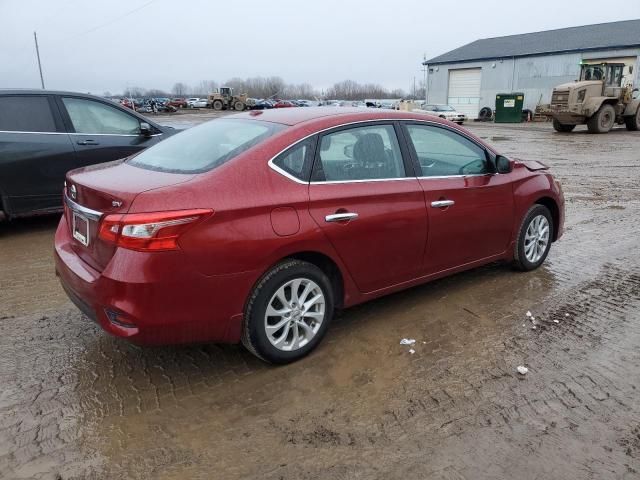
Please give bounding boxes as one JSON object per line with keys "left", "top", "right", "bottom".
{"left": 120, "top": 98, "right": 135, "bottom": 110}
{"left": 0, "top": 90, "right": 175, "bottom": 220}
{"left": 168, "top": 98, "right": 187, "bottom": 108}
{"left": 274, "top": 100, "right": 296, "bottom": 108}
{"left": 191, "top": 99, "right": 209, "bottom": 108}
{"left": 55, "top": 108, "right": 564, "bottom": 364}
{"left": 419, "top": 104, "right": 467, "bottom": 125}
{"left": 186, "top": 97, "right": 201, "bottom": 107}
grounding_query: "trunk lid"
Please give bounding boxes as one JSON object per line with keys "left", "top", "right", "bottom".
{"left": 64, "top": 159, "right": 194, "bottom": 271}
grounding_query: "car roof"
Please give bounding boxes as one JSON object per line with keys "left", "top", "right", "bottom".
{"left": 0, "top": 89, "right": 111, "bottom": 99}
{"left": 232, "top": 107, "right": 453, "bottom": 126}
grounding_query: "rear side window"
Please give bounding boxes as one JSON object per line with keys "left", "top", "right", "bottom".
{"left": 314, "top": 124, "right": 405, "bottom": 181}
{"left": 129, "top": 119, "right": 285, "bottom": 173}
{"left": 272, "top": 137, "right": 315, "bottom": 181}
{"left": 0, "top": 96, "right": 57, "bottom": 132}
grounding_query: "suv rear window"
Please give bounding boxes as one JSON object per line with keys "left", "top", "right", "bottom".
{"left": 129, "top": 119, "right": 285, "bottom": 173}
{"left": 0, "top": 96, "right": 57, "bottom": 132}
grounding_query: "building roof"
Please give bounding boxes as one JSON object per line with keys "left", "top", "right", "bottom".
{"left": 425, "top": 19, "right": 640, "bottom": 65}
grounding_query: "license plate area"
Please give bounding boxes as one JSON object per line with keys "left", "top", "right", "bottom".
{"left": 72, "top": 212, "right": 90, "bottom": 246}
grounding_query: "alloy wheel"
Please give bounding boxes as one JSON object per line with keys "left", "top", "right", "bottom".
{"left": 264, "top": 278, "right": 325, "bottom": 351}
{"left": 524, "top": 214, "right": 550, "bottom": 263}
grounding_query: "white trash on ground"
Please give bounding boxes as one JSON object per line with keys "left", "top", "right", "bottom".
{"left": 516, "top": 366, "right": 529, "bottom": 375}
{"left": 400, "top": 338, "right": 416, "bottom": 345}
{"left": 553, "top": 319, "right": 560, "bottom": 324}
{"left": 526, "top": 311, "right": 532, "bottom": 318}
{"left": 409, "top": 349, "right": 415, "bottom": 354}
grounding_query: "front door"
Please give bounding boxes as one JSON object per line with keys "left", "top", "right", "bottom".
{"left": 402, "top": 122, "right": 514, "bottom": 274}
{"left": 308, "top": 123, "right": 428, "bottom": 293}
{"left": 58, "top": 96, "right": 161, "bottom": 167}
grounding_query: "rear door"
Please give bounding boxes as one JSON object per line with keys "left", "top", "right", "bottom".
{"left": 402, "top": 122, "right": 514, "bottom": 274}
{"left": 56, "top": 96, "right": 164, "bottom": 167}
{"left": 308, "top": 122, "right": 428, "bottom": 293}
{"left": 0, "top": 94, "right": 75, "bottom": 216}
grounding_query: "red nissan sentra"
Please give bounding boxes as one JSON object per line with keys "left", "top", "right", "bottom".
{"left": 55, "top": 108, "right": 564, "bottom": 363}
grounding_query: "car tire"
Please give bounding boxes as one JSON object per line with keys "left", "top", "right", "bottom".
{"left": 242, "top": 260, "right": 334, "bottom": 364}
{"left": 478, "top": 107, "right": 493, "bottom": 120}
{"left": 624, "top": 106, "right": 640, "bottom": 131}
{"left": 552, "top": 119, "right": 576, "bottom": 132}
{"left": 587, "top": 104, "right": 615, "bottom": 133}
{"left": 513, "top": 204, "right": 554, "bottom": 272}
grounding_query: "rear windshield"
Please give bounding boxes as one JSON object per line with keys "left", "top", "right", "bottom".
{"left": 128, "top": 119, "right": 285, "bottom": 173}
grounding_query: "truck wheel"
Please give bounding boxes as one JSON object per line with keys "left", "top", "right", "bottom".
{"left": 624, "top": 107, "right": 640, "bottom": 131}
{"left": 213, "top": 100, "right": 223, "bottom": 111}
{"left": 552, "top": 119, "right": 575, "bottom": 132}
{"left": 234, "top": 101, "right": 245, "bottom": 111}
{"left": 587, "top": 104, "right": 615, "bottom": 133}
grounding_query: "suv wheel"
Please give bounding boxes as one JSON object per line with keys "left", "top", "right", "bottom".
{"left": 242, "top": 260, "right": 334, "bottom": 364}
{"left": 514, "top": 205, "right": 554, "bottom": 271}
{"left": 587, "top": 104, "right": 615, "bottom": 133}
{"left": 552, "top": 119, "right": 576, "bottom": 132}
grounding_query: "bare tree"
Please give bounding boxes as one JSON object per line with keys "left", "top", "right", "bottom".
{"left": 172, "top": 82, "right": 189, "bottom": 97}
{"left": 193, "top": 80, "right": 218, "bottom": 96}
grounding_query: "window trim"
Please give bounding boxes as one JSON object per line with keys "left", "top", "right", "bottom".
{"left": 400, "top": 121, "right": 497, "bottom": 179}
{"left": 267, "top": 118, "right": 500, "bottom": 184}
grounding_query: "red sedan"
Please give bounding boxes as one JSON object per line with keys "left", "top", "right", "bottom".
{"left": 274, "top": 100, "right": 296, "bottom": 108}
{"left": 55, "top": 108, "right": 564, "bottom": 363}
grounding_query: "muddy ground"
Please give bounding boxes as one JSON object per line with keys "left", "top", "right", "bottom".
{"left": 1, "top": 118, "right": 639, "bottom": 480}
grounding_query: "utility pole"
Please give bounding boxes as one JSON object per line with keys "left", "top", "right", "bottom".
{"left": 33, "top": 31, "right": 45, "bottom": 89}
{"left": 422, "top": 54, "right": 428, "bottom": 104}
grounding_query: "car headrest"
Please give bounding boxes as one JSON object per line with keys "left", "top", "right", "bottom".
{"left": 353, "top": 133, "right": 386, "bottom": 165}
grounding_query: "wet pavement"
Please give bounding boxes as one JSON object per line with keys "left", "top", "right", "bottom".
{"left": 1, "top": 120, "right": 640, "bottom": 479}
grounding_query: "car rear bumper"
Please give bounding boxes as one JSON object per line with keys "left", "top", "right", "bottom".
{"left": 54, "top": 215, "right": 253, "bottom": 345}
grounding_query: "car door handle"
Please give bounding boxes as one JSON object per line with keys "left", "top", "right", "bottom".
{"left": 76, "top": 139, "right": 99, "bottom": 146}
{"left": 431, "top": 200, "right": 455, "bottom": 208}
{"left": 325, "top": 212, "right": 358, "bottom": 222}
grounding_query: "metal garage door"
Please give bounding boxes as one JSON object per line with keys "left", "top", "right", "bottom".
{"left": 447, "top": 68, "right": 482, "bottom": 119}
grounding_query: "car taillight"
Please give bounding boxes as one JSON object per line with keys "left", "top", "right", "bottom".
{"left": 98, "top": 209, "right": 213, "bottom": 251}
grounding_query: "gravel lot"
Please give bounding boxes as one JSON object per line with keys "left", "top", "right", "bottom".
{"left": 1, "top": 116, "right": 639, "bottom": 480}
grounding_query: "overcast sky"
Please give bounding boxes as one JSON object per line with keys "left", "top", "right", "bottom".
{"left": 1, "top": 0, "right": 638, "bottom": 95}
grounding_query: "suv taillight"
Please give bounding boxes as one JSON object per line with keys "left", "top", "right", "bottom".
{"left": 98, "top": 209, "right": 213, "bottom": 251}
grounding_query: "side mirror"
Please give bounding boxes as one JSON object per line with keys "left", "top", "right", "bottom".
{"left": 496, "top": 155, "right": 513, "bottom": 174}
{"left": 140, "top": 122, "right": 152, "bottom": 138}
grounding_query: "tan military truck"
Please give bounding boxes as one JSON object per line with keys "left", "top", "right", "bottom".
{"left": 207, "top": 87, "right": 247, "bottom": 111}
{"left": 539, "top": 62, "right": 639, "bottom": 133}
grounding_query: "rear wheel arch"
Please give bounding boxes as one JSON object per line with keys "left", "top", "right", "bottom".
{"left": 533, "top": 196, "right": 560, "bottom": 241}
{"left": 249, "top": 251, "right": 345, "bottom": 311}
{"left": 283, "top": 251, "right": 345, "bottom": 309}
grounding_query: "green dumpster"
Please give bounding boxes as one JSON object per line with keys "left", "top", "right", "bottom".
{"left": 494, "top": 92, "right": 524, "bottom": 123}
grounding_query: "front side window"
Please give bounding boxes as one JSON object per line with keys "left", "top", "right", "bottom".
{"left": 405, "top": 124, "right": 491, "bottom": 177}
{"left": 313, "top": 124, "right": 405, "bottom": 181}
{"left": 62, "top": 97, "right": 141, "bottom": 135}
{"left": 0, "top": 96, "right": 57, "bottom": 132}
{"left": 129, "top": 119, "right": 285, "bottom": 173}
{"left": 272, "top": 137, "right": 315, "bottom": 181}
